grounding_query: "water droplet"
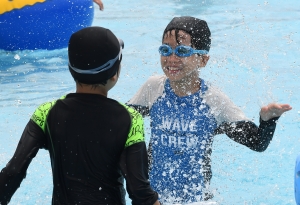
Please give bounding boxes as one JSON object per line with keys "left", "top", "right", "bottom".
{"left": 14, "top": 54, "right": 20, "bottom": 60}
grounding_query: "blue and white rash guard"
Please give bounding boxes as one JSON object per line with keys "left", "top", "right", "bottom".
{"left": 127, "top": 75, "right": 279, "bottom": 204}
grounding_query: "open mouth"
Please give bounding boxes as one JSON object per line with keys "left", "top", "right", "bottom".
{"left": 165, "top": 66, "right": 181, "bottom": 75}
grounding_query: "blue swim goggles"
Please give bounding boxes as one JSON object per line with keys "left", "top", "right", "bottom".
{"left": 159, "top": 44, "right": 208, "bottom": 57}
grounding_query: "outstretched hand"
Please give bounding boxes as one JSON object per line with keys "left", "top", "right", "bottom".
{"left": 260, "top": 103, "right": 292, "bottom": 121}
{"left": 93, "top": 0, "right": 104, "bottom": 11}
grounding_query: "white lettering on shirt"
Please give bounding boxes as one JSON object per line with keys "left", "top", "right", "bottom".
{"left": 158, "top": 135, "right": 200, "bottom": 148}
{"left": 161, "top": 117, "right": 197, "bottom": 132}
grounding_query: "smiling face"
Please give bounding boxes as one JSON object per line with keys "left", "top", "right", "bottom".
{"left": 160, "top": 30, "right": 208, "bottom": 83}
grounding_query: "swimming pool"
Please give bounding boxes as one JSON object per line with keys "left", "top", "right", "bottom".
{"left": 0, "top": 0, "right": 299, "bottom": 204}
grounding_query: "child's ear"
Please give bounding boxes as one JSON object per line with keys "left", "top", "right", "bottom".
{"left": 200, "top": 55, "right": 210, "bottom": 67}
{"left": 109, "top": 74, "right": 118, "bottom": 82}
{"left": 109, "top": 65, "right": 121, "bottom": 82}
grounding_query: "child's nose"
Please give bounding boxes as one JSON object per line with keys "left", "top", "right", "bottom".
{"left": 168, "top": 52, "right": 179, "bottom": 60}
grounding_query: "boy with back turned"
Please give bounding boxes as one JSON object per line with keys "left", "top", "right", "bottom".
{"left": 0, "top": 26, "right": 160, "bottom": 205}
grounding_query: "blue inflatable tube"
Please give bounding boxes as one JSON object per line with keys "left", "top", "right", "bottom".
{"left": 0, "top": 0, "right": 94, "bottom": 51}
{"left": 295, "top": 154, "right": 300, "bottom": 205}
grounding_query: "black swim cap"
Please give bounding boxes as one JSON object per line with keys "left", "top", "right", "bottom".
{"left": 68, "top": 26, "right": 124, "bottom": 84}
{"left": 163, "top": 16, "right": 211, "bottom": 52}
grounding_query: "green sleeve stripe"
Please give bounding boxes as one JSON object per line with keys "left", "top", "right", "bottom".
{"left": 121, "top": 104, "right": 145, "bottom": 148}
{"left": 30, "top": 95, "right": 66, "bottom": 132}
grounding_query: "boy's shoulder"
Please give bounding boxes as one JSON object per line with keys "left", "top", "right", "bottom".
{"left": 140, "top": 74, "right": 167, "bottom": 93}
{"left": 127, "top": 75, "right": 167, "bottom": 109}
{"left": 145, "top": 75, "right": 167, "bottom": 85}
{"left": 201, "top": 79, "right": 226, "bottom": 96}
{"left": 31, "top": 95, "right": 66, "bottom": 131}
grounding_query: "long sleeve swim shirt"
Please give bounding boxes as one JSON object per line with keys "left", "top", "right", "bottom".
{"left": 127, "top": 75, "right": 279, "bottom": 204}
{"left": 0, "top": 93, "right": 158, "bottom": 205}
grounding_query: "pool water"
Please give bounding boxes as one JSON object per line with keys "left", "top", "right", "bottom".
{"left": 0, "top": 0, "right": 300, "bottom": 204}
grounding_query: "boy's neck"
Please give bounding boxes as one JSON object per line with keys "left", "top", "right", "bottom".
{"left": 169, "top": 74, "right": 201, "bottom": 97}
{"left": 76, "top": 83, "right": 108, "bottom": 97}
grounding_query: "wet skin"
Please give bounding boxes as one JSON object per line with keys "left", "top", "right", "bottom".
{"left": 160, "top": 30, "right": 209, "bottom": 96}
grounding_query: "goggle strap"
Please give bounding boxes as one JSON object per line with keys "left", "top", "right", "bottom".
{"left": 69, "top": 47, "right": 122, "bottom": 75}
{"left": 194, "top": 50, "right": 208, "bottom": 55}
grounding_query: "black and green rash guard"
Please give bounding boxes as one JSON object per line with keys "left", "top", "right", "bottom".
{"left": 0, "top": 93, "right": 158, "bottom": 205}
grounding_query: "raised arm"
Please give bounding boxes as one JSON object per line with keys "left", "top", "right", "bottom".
{"left": 215, "top": 103, "right": 292, "bottom": 152}
{"left": 259, "top": 103, "right": 292, "bottom": 121}
{"left": 0, "top": 120, "right": 46, "bottom": 204}
{"left": 93, "top": 0, "right": 104, "bottom": 11}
